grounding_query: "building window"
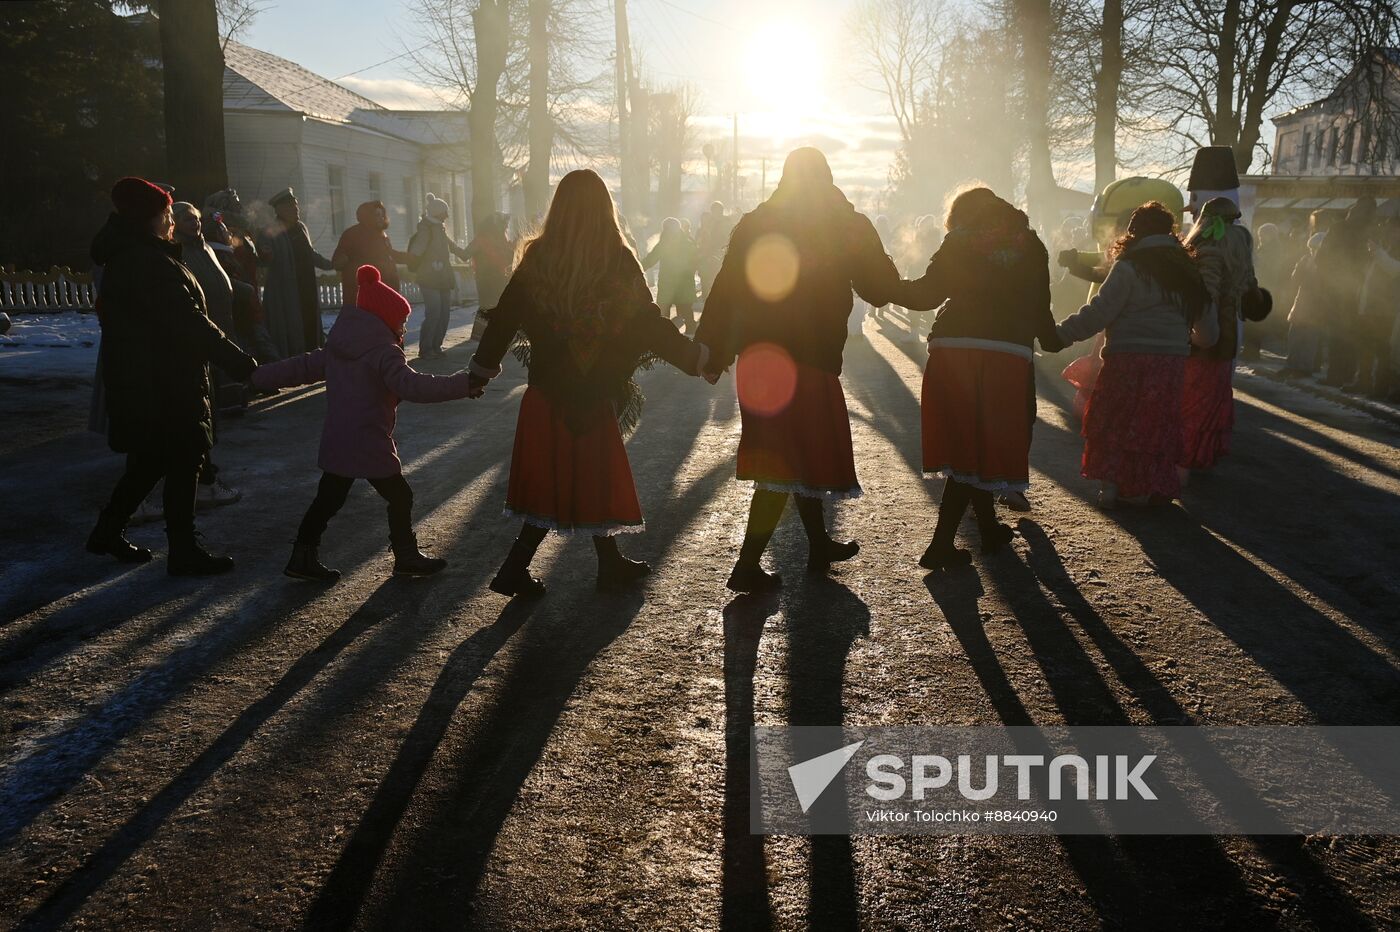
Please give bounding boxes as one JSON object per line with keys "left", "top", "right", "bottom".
{"left": 1342, "top": 126, "right": 1355, "bottom": 166}
{"left": 404, "top": 176, "right": 418, "bottom": 225}
{"left": 368, "top": 171, "right": 382, "bottom": 204}
{"left": 1328, "top": 127, "right": 1341, "bottom": 166}
{"left": 1300, "top": 130, "right": 1310, "bottom": 170}
{"left": 328, "top": 164, "right": 346, "bottom": 235}
{"left": 1315, "top": 130, "right": 1324, "bottom": 167}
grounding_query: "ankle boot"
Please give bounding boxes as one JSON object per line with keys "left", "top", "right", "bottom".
{"left": 490, "top": 538, "right": 546, "bottom": 598}
{"left": 595, "top": 537, "right": 651, "bottom": 591}
{"left": 919, "top": 539, "right": 972, "bottom": 570}
{"left": 807, "top": 538, "right": 860, "bottom": 574}
{"left": 391, "top": 533, "right": 447, "bottom": 577}
{"left": 87, "top": 509, "right": 152, "bottom": 564}
{"left": 284, "top": 542, "right": 341, "bottom": 583}
{"left": 979, "top": 523, "right": 1014, "bottom": 555}
{"left": 167, "top": 530, "right": 234, "bottom": 576}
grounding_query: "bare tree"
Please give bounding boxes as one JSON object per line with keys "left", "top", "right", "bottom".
{"left": 524, "top": 0, "right": 550, "bottom": 217}
{"left": 848, "top": 0, "right": 950, "bottom": 147}
{"left": 215, "top": 0, "right": 268, "bottom": 48}
{"left": 1138, "top": 0, "right": 1398, "bottom": 171}
{"left": 648, "top": 83, "right": 699, "bottom": 219}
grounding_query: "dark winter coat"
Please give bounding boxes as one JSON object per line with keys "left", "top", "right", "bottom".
{"left": 696, "top": 200, "right": 900, "bottom": 375}
{"left": 251, "top": 305, "right": 473, "bottom": 478}
{"left": 408, "top": 218, "right": 470, "bottom": 292}
{"left": 470, "top": 261, "right": 703, "bottom": 426}
{"left": 642, "top": 231, "right": 699, "bottom": 307}
{"left": 333, "top": 201, "right": 408, "bottom": 307}
{"left": 893, "top": 221, "right": 1060, "bottom": 354}
{"left": 90, "top": 212, "right": 255, "bottom": 454}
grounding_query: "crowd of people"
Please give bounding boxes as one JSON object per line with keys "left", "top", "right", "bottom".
{"left": 83, "top": 144, "right": 1333, "bottom": 594}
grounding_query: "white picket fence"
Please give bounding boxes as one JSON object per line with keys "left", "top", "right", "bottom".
{"left": 1, "top": 266, "right": 424, "bottom": 314}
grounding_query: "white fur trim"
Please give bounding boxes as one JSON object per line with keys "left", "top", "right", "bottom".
{"left": 927, "top": 337, "right": 1033, "bottom": 361}
{"left": 469, "top": 356, "right": 502, "bottom": 379}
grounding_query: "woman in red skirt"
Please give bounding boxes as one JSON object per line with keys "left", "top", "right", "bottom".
{"left": 1054, "top": 203, "right": 1215, "bottom": 507}
{"left": 1180, "top": 196, "right": 1257, "bottom": 479}
{"left": 467, "top": 169, "right": 710, "bottom": 597}
{"left": 695, "top": 147, "right": 902, "bottom": 592}
{"left": 893, "top": 187, "right": 1063, "bottom": 569}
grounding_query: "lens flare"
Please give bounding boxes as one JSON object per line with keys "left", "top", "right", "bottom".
{"left": 745, "top": 233, "right": 801, "bottom": 303}
{"left": 737, "top": 343, "right": 798, "bottom": 418}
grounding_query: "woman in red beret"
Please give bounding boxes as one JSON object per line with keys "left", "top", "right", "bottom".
{"left": 87, "top": 177, "right": 257, "bottom": 575}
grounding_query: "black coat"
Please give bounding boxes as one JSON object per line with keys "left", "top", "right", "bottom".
{"left": 472, "top": 260, "right": 701, "bottom": 427}
{"left": 91, "top": 213, "right": 255, "bottom": 454}
{"left": 695, "top": 200, "right": 900, "bottom": 375}
{"left": 894, "top": 225, "right": 1061, "bottom": 353}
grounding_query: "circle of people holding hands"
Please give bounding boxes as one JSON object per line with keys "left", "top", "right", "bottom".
{"left": 85, "top": 146, "right": 1268, "bottom": 596}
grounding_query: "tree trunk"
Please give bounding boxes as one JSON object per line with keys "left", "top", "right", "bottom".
{"left": 470, "top": 0, "right": 509, "bottom": 232}
{"left": 1017, "top": 0, "right": 1056, "bottom": 226}
{"left": 1211, "top": 0, "right": 1241, "bottom": 151}
{"left": 615, "top": 0, "right": 636, "bottom": 217}
{"left": 524, "top": 0, "right": 551, "bottom": 219}
{"left": 157, "top": 0, "right": 227, "bottom": 207}
{"left": 1092, "top": 0, "right": 1123, "bottom": 193}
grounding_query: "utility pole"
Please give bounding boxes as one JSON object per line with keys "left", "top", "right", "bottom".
{"left": 615, "top": 0, "right": 631, "bottom": 214}
{"left": 731, "top": 113, "right": 739, "bottom": 208}
{"left": 761, "top": 157, "right": 766, "bottom": 201}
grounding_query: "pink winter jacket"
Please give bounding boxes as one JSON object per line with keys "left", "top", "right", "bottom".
{"left": 252, "top": 305, "right": 472, "bottom": 478}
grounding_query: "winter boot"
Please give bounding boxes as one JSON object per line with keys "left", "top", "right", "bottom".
{"left": 919, "top": 540, "right": 972, "bottom": 571}
{"left": 594, "top": 536, "right": 651, "bottom": 591}
{"left": 795, "top": 495, "right": 859, "bottom": 574}
{"left": 166, "top": 531, "right": 235, "bottom": 576}
{"left": 726, "top": 562, "right": 782, "bottom": 593}
{"left": 489, "top": 539, "right": 546, "bottom": 598}
{"left": 391, "top": 533, "right": 447, "bottom": 577}
{"left": 86, "top": 509, "right": 153, "bottom": 564}
{"left": 284, "top": 542, "right": 341, "bottom": 583}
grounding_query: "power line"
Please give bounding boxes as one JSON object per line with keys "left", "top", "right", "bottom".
{"left": 652, "top": 0, "right": 741, "bottom": 33}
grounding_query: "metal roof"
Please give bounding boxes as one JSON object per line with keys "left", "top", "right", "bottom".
{"left": 222, "top": 40, "right": 440, "bottom": 145}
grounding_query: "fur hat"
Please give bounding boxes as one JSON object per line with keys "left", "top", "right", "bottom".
{"left": 111, "top": 177, "right": 173, "bottom": 223}
{"left": 355, "top": 265, "right": 411, "bottom": 335}
{"left": 1188, "top": 147, "right": 1239, "bottom": 192}
{"left": 424, "top": 193, "right": 450, "bottom": 222}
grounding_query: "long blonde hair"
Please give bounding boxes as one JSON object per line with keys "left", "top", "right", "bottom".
{"left": 516, "top": 169, "right": 643, "bottom": 319}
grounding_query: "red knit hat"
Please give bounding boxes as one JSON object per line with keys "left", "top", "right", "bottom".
{"left": 111, "top": 177, "right": 173, "bottom": 223}
{"left": 356, "top": 265, "right": 411, "bottom": 335}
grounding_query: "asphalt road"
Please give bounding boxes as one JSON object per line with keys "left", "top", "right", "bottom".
{"left": 1, "top": 313, "right": 1398, "bottom": 930}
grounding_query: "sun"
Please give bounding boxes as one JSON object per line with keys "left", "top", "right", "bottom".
{"left": 743, "top": 20, "right": 826, "bottom": 117}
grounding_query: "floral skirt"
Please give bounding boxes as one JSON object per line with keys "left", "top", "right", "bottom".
{"left": 505, "top": 387, "right": 643, "bottom": 535}
{"left": 1081, "top": 353, "right": 1185, "bottom": 499}
{"left": 735, "top": 343, "right": 860, "bottom": 498}
{"left": 1180, "top": 356, "right": 1234, "bottom": 470}
{"left": 922, "top": 345, "right": 1033, "bottom": 492}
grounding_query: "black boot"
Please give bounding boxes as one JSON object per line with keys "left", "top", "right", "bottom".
{"left": 391, "top": 532, "right": 447, "bottom": 577}
{"left": 921, "top": 479, "right": 973, "bottom": 570}
{"left": 595, "top": 536, "right": 651, "bottom": 591}
{"left": 727, "top": 490, "right": 785, "bottom": 593}
{"left": 490, "top": 525, "right": 547, "bottom": 597}
{"left": 86, "top": 509, "right": 152, "bottom": 564}
{"left": 284, "top": 541, "right": 341, "bottom": 583}
{"left": 167, "top": 530, "right": 234, "bottom": 576}
{"left": 795, "top": 495, "right": 859, "bottom": 574}
{"left": 970, "top": 488, "right": 1014, "bottom": 555}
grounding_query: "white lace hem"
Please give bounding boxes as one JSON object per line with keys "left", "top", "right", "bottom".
{"left": 923, "top": 467, "right": 1030, "bottom": 493}
{"left": 750, "top": 479, "right": 864, "bottom": 500}
{"left": 503, "top": 507, "right": 646, "bottom": 537}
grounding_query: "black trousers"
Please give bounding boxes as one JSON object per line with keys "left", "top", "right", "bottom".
{"left": 296, "top": 472, "right": 413, "bottom": 546}
{"left": 104, "top": 443, "right": 203, "bottom": 537}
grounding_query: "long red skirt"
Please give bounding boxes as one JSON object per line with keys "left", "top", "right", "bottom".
{"left": 735, "top": 343, "right": 860, "bottom": 498}
{"left": 504, "top": 387, "right": 644, "bottom": 535}
{"left": 922, "top": 343, "right": 1033, "bottom": 491}
{"left": 1081, "top": 353, "right": 1185, "bottom": 499}
{"left": 1180, "top": 356, "right": 1234, "bottom": 470}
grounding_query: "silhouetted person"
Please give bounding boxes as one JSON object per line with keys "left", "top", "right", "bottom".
{"left": 695, "top": 147, "right": 901, "bottom": 592}
{"left": 263, "top": 188, "right": 334, "bottom": 358}
{"left": 643, "top": 217, "right": 700, "bottom": 334}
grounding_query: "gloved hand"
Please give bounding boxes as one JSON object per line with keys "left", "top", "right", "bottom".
{"left": 1057, "top": 249, "right": 1079, "bottom": 269}
{"left": 467, "top": 373, "right": 489, "bottom": 398}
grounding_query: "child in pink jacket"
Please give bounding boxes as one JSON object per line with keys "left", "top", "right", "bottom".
{"left": 252, "top": 265, "right": 473, "bottom": 581}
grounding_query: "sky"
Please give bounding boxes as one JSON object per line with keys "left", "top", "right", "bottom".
{"left": 241, "top": 0, "right": 906, "bottom": 209}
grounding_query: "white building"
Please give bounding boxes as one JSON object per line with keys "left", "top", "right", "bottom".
{"left": 1270, "top": 49, "right": 1400, "bottom": 177}
{"left": 222, "top": 40, "right": 485, "bottom": 254}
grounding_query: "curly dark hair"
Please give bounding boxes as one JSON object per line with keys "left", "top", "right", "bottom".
{"left": 1106, "top": 201, "right": 1207, "bottom": 320}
